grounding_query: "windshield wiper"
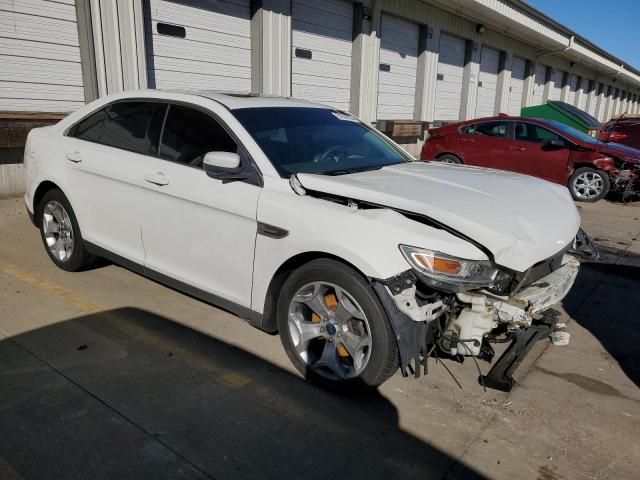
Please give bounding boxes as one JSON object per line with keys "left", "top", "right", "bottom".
{"left": 323, "top": 166, "right": 385, "bottom": 176}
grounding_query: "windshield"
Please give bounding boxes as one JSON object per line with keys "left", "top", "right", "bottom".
{"left": 546, "top": 119, "right": 601, "bottom": 145}
{"left": 232, "top": 107, "right": 411, "bottom": 176}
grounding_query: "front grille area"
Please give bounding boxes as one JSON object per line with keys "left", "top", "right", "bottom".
{"left": 513, "top": 246, "right": 570, "bottom": 294}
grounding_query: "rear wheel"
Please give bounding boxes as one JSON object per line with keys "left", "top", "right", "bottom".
{"left": 568, "top": 167, "right": 610, "bottom": 202}
{"left": 277, "top": 259, "right": 398, "bottom": 389}
{"left": 38, "top": 189, "right": 94, "bottom": 271}
{"left": 436, "top": 153, "right": 462, "bottom": 164}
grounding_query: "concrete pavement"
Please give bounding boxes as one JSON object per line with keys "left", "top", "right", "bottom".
{"left": 0, "top": 196, "right": 639, "bottom": 480}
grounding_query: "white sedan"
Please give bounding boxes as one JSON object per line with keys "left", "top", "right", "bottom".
{"left": 23, "top": 90, "right": 593, "bottom": 391}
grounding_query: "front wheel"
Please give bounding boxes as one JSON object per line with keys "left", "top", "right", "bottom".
{"left": 568, "top": 167, "right": 610, "bottom": 202}
{"left": 277, "top": 259, "right": 398, "bottom": 389}
{"left": 436, "top": 153, "right": 462, "bottom": 164}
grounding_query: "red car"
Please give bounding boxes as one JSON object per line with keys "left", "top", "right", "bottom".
{"left": 597, "top": 117, "right": 640, "bottom": 150}
{"left": 421, "top": 116, "right": 640, "bottom": 202}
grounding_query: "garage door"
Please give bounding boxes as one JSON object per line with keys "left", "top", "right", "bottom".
{"left": 548, "top": 69, "right": 563, "bottom": 101}
{"left": 0, "top": 0, "right": 85, "bottom": 112}
{"left": 506, "top": 56, "right": 525, "bottom": 116}
{"left": 377, "top": 14, "right": 419, "bottom": 120}
{"left": 566, "top": 74, "right": 577, "bottom": 105}
{"left": 144, "top": 0, "right": 251, "bottom": 92}
{"left": 475, "top": 46, "right": 500, "bottom": 118}
{"left": 434, "top": 33, "right": 466, "bottom": 121}
{"left": 531, "top": 63, "right": 546, "bottom": 105}
{"left": 577, "top": 77, "right": 588, "bottom": 111}
{"left": 291, "top": 0, "right": 352, "bottom": 111}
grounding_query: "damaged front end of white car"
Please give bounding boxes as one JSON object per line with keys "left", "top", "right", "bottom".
{"left": 372, "top": 237, "right": 592, "bottom": 392}
{"left": 293, "top": 165, "right": 598, "bottom": 392}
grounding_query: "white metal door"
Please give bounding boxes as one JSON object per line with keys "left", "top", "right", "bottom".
{"left": 434, "top": 33, "right": 466, "bottom": 121}
{"left": 475, "top": 46, "right": 500, "bottom": 118}
{"left": 532, "top": 63, "right": 546, "bottom": 105}
{"left": 507, "top": 56, "right": 525, "bottom": 116}
{"left": 549, "top": 69, "right": 563, "bottom": 101}
{"left": 577, "top": 78, "right": 588, "bottom": 110}
{"left": 377, "top": 14, "right": 419, "bottom": 119}
{"left": 0, "top": 0, "right": 85, "bottom": 112}
{"left": 566, "top": 74, "right": 577, "bottom": 104}
{"left": 145, "top": 0, "right": 251, "bottom": 91}
{"left": 291, "top": 0, "right": 353, "bottom": 111}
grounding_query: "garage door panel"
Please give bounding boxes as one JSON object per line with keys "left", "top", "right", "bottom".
{"left": 507, "top": 56, "right": 525, "bottom": 116}
{"left": 475, "top": 45, "right": 500, "bottom": 118}
{"left": 0, "top": 12, "right": 81, "bottom": 46}
{"left": 146, "top": 0, "right": 251, "bottom": 92}
{"left": 149, "top": 56, "right": 251, "bottom": 79}
{"left": 6, "top": 0, "right": 77, "bottom": 22}
{"left": 0, "top": 56, "right": 83, "bottom": 85}
{"left": 291, "top": 73, "right": 351, "bottom": 89}
{"left": 147, "top": 34, "right": 249, "bottom": 64}
{"left": 379, "top": 74, "right": 419, "bottom": 89}
{"left": 147, "top": 0, "right": 250, "bottom": 34}
{"left": 377, "top": 14, "right": 419, "bottom": 120}
{"left": 291, "top": 0, "right": 352, "bottom": 109}
{"left": 434, "top": 33, "right": 465, "bottom": 121}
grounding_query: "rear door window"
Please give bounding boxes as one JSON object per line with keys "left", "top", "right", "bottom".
{"left": 100, "top": 101, "right": 164, "bottom": 155}
{"left": 514, "top": 123, "right": 563, "bottom": 145}
{"left": 72, "top": 108, "right": 107, "bottom": 143}
{"left": 465, "top": 121, "right": 508, "bottom": 137}
{"left": 159, "top": 105, "right": 237, "bottom": 167}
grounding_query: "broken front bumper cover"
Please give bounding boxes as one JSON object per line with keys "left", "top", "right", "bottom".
{"left": 372, "top": 254, "right": 581, "bottom": 392}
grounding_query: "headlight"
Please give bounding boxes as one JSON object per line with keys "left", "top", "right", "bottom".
{"left": 399, "top": 245, "right": 511, "bottom": 292}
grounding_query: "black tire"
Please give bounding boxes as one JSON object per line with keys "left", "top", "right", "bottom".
{"left": 568, "top": 167, "right": 610, "bottom": 202}
{"left": 437, "top": 153, "right": 462, "bottom": 164}
{"left": 37, "top": 189, "right": 94, "bottom": 271}
{"left": 277, "top": 259, "right": 399, "bottom": 389}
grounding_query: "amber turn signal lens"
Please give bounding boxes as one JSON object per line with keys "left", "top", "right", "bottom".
{"left": 433, "top": 257, "right": 462, "bottom": 275}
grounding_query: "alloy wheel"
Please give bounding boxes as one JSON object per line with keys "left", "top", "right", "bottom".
{"left": 287, "top": 281, "right": 372, "bottom": 381}
{"left": 42, "top": 200, "right": 74, "bottom": 262}
{"left": 573, "top": 171, "right": 605, "bottom": 200}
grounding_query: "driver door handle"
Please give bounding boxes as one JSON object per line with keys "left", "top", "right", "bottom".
{"left": 144, "top": 172, "right": 169, "bottom": 186}
{"left": 65, "top": 151, "right": 82, "bottom": 163}
{"left": 510, "top": 146, "right": 526, "bottom": 151}
{"left": 461, "top": 138, "right": 475, "bottom": 143}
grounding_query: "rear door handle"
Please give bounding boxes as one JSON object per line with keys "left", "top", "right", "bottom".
{"left": 510, "top": 146, "right": 526, "bottom": 151}
{"left": 65, "top": 151, "right": 82, "bottom": 163}
{"left": 144, "top": 172, "right": 169, "bottom": 186}
{"left": 461, "top": 138, "right": 475, "bottom": 143}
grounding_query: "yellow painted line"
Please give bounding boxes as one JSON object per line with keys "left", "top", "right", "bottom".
{"left": 2, "top": 262, "right": 102, "bottom": 314}
{"left": 0, "top": 260, "right": 252, "bottom": 388}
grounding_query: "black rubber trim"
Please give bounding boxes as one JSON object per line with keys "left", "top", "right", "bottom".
{"left": 84, "top": 241, "right": 265, "bottom": 329}
{"left": 372, "top": 280, "right": 433, "bottom": 378}
{"left": 257, "top": 222, "right": 289, "bottom": 239}
{"left": 480, "top": 314, "right": 558, "bottom": 392}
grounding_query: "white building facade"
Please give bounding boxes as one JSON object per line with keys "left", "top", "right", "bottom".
{"left": 2, "top": 0, "right": 640, "bottom": 149}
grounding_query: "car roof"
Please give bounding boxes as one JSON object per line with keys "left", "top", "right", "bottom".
{"left": 105, "top": 89, "right": 331, "bottom": 111}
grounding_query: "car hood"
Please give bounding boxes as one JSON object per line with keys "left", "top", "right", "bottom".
{"left": 588, "top": 141, "right": 640, "bottom": 164}
{"left": 297, "top": 162, "right": 580, "bottom": 272}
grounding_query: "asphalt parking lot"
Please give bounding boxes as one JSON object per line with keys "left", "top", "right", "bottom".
{"left": 1, "top": 195, "right": 639, "bottom": 480}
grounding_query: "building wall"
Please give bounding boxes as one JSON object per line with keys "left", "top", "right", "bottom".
{"left": 2, "top": 0, "right": 640, "bottom": 196}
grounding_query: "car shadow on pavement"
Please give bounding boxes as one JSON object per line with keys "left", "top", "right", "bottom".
{"left": 0, "top": 307, "right": 485, "bottom": 480}
{"left": 563, "top": 251, "right": 640, "bottom": 390}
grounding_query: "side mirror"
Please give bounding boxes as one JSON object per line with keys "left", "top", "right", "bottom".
{"left": 204, "top": 151, "right": 241, "bottom": 170}
{"left": 203, "top": 152, "right": 249, "bottom": 183}
{"left": 544, "top": 138, "right": 565, "bottom": 149}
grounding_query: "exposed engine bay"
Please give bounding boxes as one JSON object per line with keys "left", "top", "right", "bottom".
{"left": 373, "top": 253, "right": 586, "bottom": 392}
